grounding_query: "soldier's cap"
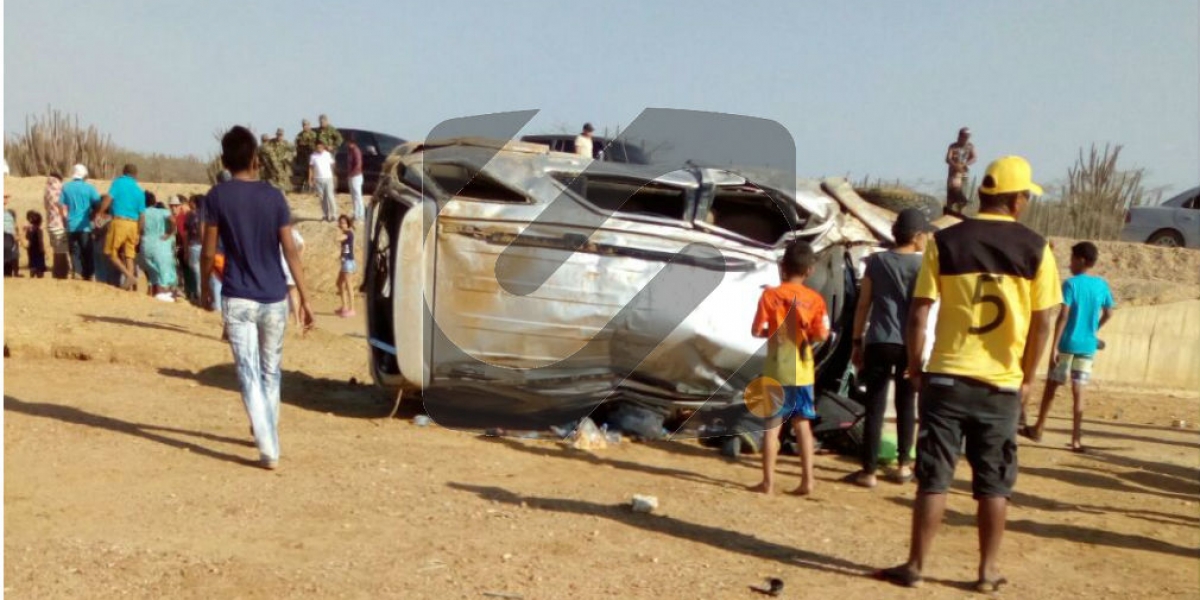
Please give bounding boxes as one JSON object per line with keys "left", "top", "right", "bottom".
{"left": 980, "top": 156, "right": 1043, "bottom": 197}
{"left": 302, "top": 119, "right": 311, "bottom": 126}
{"left": 276, "top": 128, "right": 284, "bottom": 135}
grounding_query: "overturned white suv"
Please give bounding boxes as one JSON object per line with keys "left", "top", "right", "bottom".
{"left": 361, "top": 137, "right": 900, "bottom": 432}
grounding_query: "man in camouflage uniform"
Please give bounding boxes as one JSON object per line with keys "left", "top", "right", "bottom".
{"left": 316, "top": 114, "right": 344, "bottom": 154}
{"left": 263, "top": 128, "right": 295, "bottom": 191}
{"left": 293, "top": 119, "right": 318, "bottom": 192}
{"left": 258, "top": 133, "right": 277, "bottom": 185}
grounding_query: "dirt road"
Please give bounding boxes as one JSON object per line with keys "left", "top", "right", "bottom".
{"left": 4, "top": 277, "right": 1199, "bottom": 599}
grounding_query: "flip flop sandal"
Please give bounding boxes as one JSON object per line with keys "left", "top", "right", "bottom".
{"left": 875, "top": 566, "right": 922, "bottom": 588}
{"left": 975, "top": 576, "right": 1008, "bottom": 593}
{"left": 1017, "top": 426, "right": 1041, "bottom": 442}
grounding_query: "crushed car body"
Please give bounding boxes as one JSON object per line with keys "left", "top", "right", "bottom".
{"left": 362, "top": 137, "right": 897, "bottom": 429}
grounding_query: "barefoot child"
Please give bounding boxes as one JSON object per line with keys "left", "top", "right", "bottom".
{"left": 336, "top": 215, "right": 357, "bottom": 318}
{"left": 749, "top": 240, "right": 830, "bottom": 495}
{"left": 1024, "top": 241, "right": 1114, "bottom": 451}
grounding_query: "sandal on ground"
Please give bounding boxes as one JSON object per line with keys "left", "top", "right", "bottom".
{"left": 975, "top": 576, "right": 1008, "bottom": 593}
{"left": 875, "top": 565, "right": 922, "bottom": 588}
{"left": 894, "top": 467, "right": 914, "bottom": 484}
{"left": 1017, "top": 426, "right": 1041, "bottom": 442}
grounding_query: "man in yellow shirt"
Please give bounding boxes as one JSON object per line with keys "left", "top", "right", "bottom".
{"left": 877, "top": 156, "right": 1061, "bottom": 593}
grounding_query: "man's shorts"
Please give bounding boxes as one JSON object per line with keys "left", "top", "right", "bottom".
{"left": 915, "top": 375, "right": 1019, "bottom": 499}
{"left": 105, "top": 218, "right": 140, "bottom": 259}
{"left": 1049, "top": 353, "right": 1094, "bottom": 385}
{"left": 776, "top": 385, "right": 816, "bottom": 421}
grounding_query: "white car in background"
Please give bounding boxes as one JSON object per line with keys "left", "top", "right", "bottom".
{"left": 1121, "top": 186, "right": 1200, "bottom": 248}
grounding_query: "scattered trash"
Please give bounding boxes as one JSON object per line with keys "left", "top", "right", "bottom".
{"left": 485, "top": 428, "right": 506, "bottom": 437}
{"left": 630, "top": 494, "right": 658, "bottom": 514}
{"left": 569, "top": 418, "right": 608, "bottom": 451}
{"left": 749, "top": 577, "right": 785, "bottom": 597}
{"left": 481, "top": 592, "right": 523, "bottom": 600}
{"left": 1172, "top": 419, "right": 1187, "bottom": 429}
{"left": 413, "top": 415, "right": 432, "bottom": 427}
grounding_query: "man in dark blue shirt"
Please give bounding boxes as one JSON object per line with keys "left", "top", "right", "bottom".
{"left": 202, "top": 126, "right": 313, "bottom": 471}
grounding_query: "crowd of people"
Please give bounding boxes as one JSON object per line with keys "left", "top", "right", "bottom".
{"left": 750, "top": 155, "right": 1116, "bottom": 592}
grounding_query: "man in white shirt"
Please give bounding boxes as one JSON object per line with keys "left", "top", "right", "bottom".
{"left": 308, "top": 142, "right": 337, "bottom": 222}
{"left": 575, "top": 123, "right": 595, "bottom": 159}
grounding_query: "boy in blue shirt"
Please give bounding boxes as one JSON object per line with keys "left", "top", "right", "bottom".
{"left": 1023, "top": 242, "right": 1114, "bottom": 452}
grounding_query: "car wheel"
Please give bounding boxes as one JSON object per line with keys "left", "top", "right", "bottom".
{"left": 1147, "top": 229, "right": 1184, "bottom": 248}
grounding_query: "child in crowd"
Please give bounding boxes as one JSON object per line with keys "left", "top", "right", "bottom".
{"left": 1023, "top": 241, "right": 1114, "bottom": 452}
{"left": 849, "top": 209, "right": 935, "bottom": 488}
{"left": 23, "top": 210, "right": 47, "bottom": 278}
{"left": 336, "top": 215, "right": 356, "bottom": 318}
{"left": 749, "top": 240, "right": 830, "bottom": 495}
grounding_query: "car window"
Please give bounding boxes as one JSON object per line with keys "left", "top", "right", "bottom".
{"left": 376, "top": 134, "right": 404, "bottom": 155}
{"left": 425, "top": 163, "right": 527, "bottom": 203}
{"left": 700, "top": 184, "right": 798, "bottom": 247}
{"left": 554, "top": 174, "right": 689, "bottom": 221}
{"left": 1185, "top": 192, "right": 1200, "bottom": 209}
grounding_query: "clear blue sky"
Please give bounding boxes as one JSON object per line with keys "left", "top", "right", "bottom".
{"left": 5, "top": 0, "right": 1198, "bottom": 194}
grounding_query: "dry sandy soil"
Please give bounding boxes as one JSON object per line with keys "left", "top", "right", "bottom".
{"left": 4, "top": 177, "right": 1200, "bottom": 599}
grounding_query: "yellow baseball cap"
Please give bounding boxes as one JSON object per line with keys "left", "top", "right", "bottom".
{"left": 979, "top": 156, "right": 1043, "bottom": 196}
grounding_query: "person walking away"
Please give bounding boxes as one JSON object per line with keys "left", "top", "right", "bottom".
{"left": 575, "top": 123, "right": 595, "bottom": 159}
{"left": 944, "top": 127, "right": 977, "bottom": 216}
{"left": 139, "top": 194, "right": 177, "bottom": 301}
{"left": 293, "top": 119, "right": 318, "bottom": 192}
{"left": 877, "top": 156, "right": 1059, "bottom": 593}
{"left": 280, "top": 224, "right": 306, "bottom": 326}
{"left": 43, "top": 173, "right": 70, "bottom": 279}
{"left": 201, "top": 125, "right": 314, "bottom": 470}
{"left": 849, "top": 208, "right": 935, "bottom": 488}
{"left": 309, "top": 142, "right": 337, "bottom": 222}
{"left": 346, "top": 135, "right": 365, "bottom": 221}
{"left": 336, "top": 215, "right": 357, "bottom": 317}
{"left": 98, "top": 164, "right": 147, "bottom": 290}
{"left": 748, "top": 240, "right": 830, "bottom": 495}
{"left": 22, "top": 211, "right": 47, "bottom": 278}
{"left": 1023, "top": 241, "right": 1114, "bottom": 452}
{"left": 61, "top": 164, "right": 103, "bottom": 280}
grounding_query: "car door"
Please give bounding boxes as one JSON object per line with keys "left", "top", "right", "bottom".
{"left": 1175, "top": 188, "right": 1200, "bottom": 247}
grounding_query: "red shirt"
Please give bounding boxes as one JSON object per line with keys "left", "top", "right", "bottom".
{"left": 347, "top": 144, "right": 363, "bottom": 177}
{"left": 174, "top": 212, "right": 189, "bottom": 247}
{"left": 752, "top": 282, "right": 829, "bottom": 385}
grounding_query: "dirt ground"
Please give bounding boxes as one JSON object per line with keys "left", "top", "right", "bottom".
{"left": 4, "top": 177, "right": 1200, "bottom": 599}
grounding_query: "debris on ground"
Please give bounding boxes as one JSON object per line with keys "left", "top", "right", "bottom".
{"left": 630, "top": 495, "right": 659, "bottom": 514}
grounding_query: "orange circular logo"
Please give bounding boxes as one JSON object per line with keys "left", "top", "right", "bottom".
{"left": 744, "top": 376, "right": 784, "bottom": 419}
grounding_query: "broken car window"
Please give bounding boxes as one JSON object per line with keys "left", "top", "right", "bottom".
{"left": 702, "top": 184, "right": 800, "bottom": 246}
{"left": 553, "top": 174, "right": 688, "bottom": 221}
{"left": 425, "top": 163, "right": 528, "bottom": 203}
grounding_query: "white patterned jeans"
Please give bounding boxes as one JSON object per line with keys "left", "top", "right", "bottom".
{"left": 222, "top": 298, "right": 289, "bottom": 462}
{"left": 316, "top": 177, "right": 336, "bottom": 221}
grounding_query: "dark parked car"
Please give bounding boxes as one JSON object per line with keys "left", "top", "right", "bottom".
{"left": 519, "top": 134, "right": 650, "bottom": 164}
{"left": 334, "top": 128, "right": 407, "bottom": 194}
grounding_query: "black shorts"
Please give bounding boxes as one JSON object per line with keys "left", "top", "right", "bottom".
{"left": 915, "top": 375, "right": 1020, "bottom": 499}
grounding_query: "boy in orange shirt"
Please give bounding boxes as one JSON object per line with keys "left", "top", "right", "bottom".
{"left": 749, "top": 240, "right": 830, "bottom": 495}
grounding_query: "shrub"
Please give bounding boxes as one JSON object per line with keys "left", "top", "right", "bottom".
{"left": 1021, "top": 144, "right": 1154, "bottom": 240}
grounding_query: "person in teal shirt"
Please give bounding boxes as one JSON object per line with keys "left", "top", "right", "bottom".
{"left": 98, "top": 164, "right": 146, "bottom": 289}
{"left": 61, "top": 164, "right": 103, "bottom": 280}
{"left": 1024, "top": 241, "right": 1115, "bottom": 451}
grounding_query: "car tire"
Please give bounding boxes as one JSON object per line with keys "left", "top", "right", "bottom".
{"left": 855, "top": 186, "right": 943, "bottom": 219}
{"left": 1147, "top": 229, "right": 1184, "bottom": 248}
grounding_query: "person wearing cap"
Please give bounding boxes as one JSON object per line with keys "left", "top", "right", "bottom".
{"left": 293, "top": 119, "right": 318, "bottom": 191}
{"left": 944, "top": 127, "right": 977, "bottom": 216}
{"left": 575, "top": 123, "right": 595, "bottom": 159}
{"left": 849, "top": 208, "right": 936, "bottom": 489}
{"left": 60, "top": 164, "right": 103, "bottom": 280}
{"left": 877, "top": 156, "right": 1060, "bottom": 592}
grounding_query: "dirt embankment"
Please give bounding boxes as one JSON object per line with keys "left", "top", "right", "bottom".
{"left": 1048, "top": 237, "right": 1200, "bottom": 307}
